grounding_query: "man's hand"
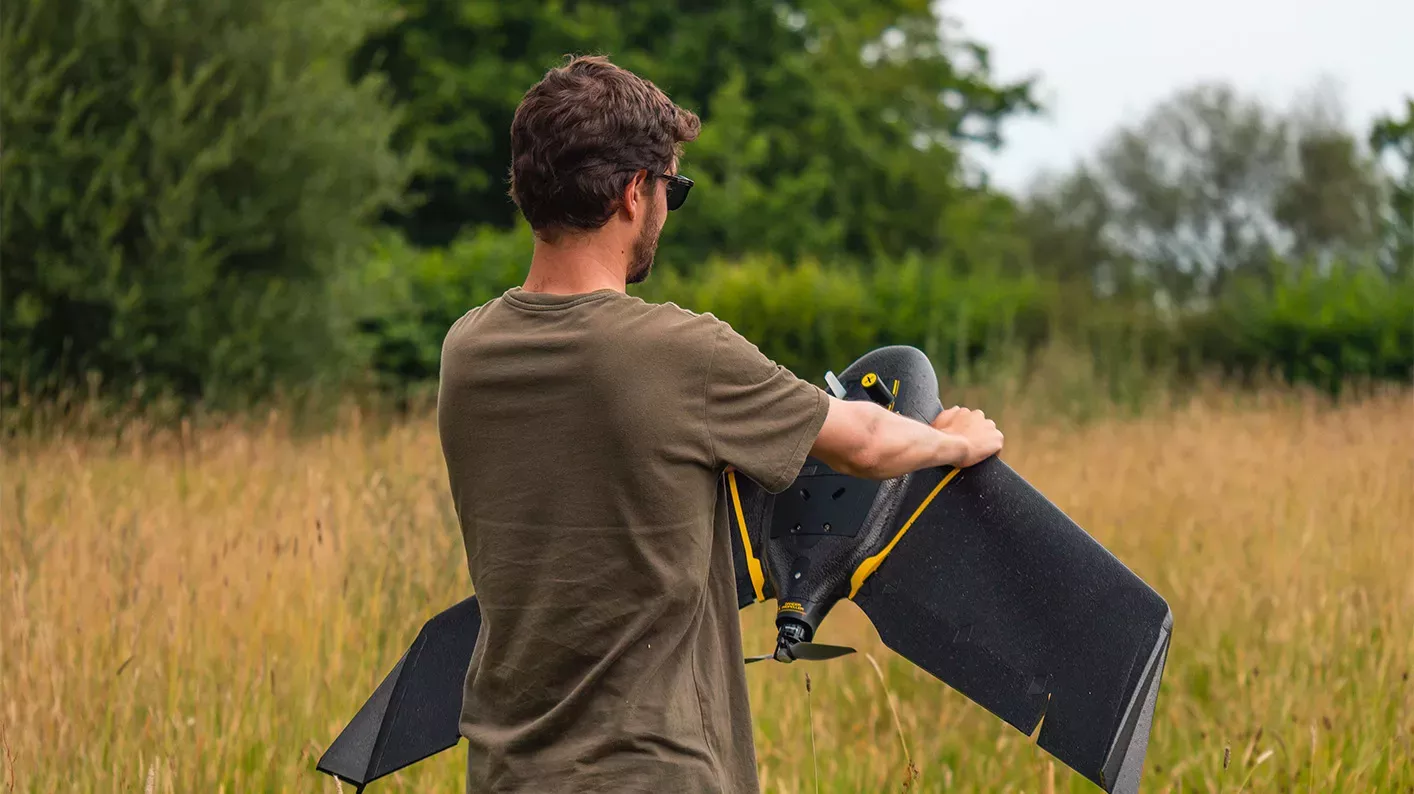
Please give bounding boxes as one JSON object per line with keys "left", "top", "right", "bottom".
{"left": 931, "top": 405, "right": 1003, "bottom": 467}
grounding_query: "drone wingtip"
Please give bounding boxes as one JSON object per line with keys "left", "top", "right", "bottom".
{"left": 1098, "top": 613, "right": 1172, "bottom": 793}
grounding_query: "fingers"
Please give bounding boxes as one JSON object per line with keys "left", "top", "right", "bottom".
{"left": 932, "top": 405, "right": 961, "bottom": 428}
{"left": 935, "top": 405, "right": 1001, "bottom": 437}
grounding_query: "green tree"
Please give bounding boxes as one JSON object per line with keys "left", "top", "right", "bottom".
{"left": 1370, "top": 98, "right": 1414, "bottom": 275}
{"left": 1, "top": 0, "right": 413, "bottom": 403}
{"left": 1275, "top": 83, "right": 1384, "bottom": 266}
{"left": 1019, "top": 169, "right": 1141, "bottom": 300}
{"left": 350, "top": 0, "right": 1037, "bottom": 265}
{"left": 1022, "top": 81, "right": 1386, "bottom": 306}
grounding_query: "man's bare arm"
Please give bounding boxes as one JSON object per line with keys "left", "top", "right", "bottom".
{"left": 809, "top": 396, "right": 1002, "bottom": 480}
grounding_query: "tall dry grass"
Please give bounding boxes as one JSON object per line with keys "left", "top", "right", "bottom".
{"left": 2, "top": 388, "right": 1412, "bottom": 792}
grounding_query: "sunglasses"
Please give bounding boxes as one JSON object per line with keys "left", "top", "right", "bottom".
{"left": 654, "top": 172, "right": 694, "bottom": 211}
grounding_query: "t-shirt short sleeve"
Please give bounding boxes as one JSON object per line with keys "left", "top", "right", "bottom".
{"left": 705, "top": 320, "right": 830, "bottom": 493}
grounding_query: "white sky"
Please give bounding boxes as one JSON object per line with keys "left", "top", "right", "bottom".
{"left": 942, "top": 0, "right": 1414, "bottom": 192}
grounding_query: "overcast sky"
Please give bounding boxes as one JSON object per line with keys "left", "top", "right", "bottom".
{"left": 942, "top": 0, "right": 1414, "bottom": 192}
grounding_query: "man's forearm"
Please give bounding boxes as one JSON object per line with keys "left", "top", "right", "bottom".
{"left": 853, "top": 403, "right": 970, "bottom": 480}
{"left": 810, "top": 394, "right": 993, "bottom": 481}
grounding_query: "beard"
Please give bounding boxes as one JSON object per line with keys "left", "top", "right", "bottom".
{"left": 626, "top": 195, "right": 664, "bottom": 285}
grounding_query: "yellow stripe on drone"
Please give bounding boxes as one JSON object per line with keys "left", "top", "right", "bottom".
{"left": 889, "top": 379, "right": 899, "bottom": 411}
{"left": 848, "top": 467, "right": 962, "bottom": 598}
{"left": 728, "top": 470, "right": 767, "bottom": 602}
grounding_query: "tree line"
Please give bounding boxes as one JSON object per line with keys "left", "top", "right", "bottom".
{"left": 2, "top": 0, "right": 1410, "bottom": 411}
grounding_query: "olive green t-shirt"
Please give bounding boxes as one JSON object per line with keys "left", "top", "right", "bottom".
{"left": 436, "top": 286, "right": 829, "bottom": 793}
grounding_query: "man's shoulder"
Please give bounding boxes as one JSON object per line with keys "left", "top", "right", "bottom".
{"left": 621, "top": 294, "right": 731, "bottom": 339}
{"left": 616, "top": 298, "right": 783, "bottom": 377}
{"left": 441, "top": 300, "right": 494, "bottom": 348}
{"left": 439, "top": 290, "right": 743, "bottom": 361}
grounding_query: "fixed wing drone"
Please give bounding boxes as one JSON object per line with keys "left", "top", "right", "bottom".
{"left": 316, "top": 345, "right": 1173, "bottom": 793}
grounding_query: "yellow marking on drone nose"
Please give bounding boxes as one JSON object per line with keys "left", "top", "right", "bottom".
{"left": 728, "top": 471, "right": 766, "bottom": 602}
{"left": 848, "top": 467, "right": 962, "bottom": 598}
{"left": 861, "top": 372, "right": 878, "bottom": 388}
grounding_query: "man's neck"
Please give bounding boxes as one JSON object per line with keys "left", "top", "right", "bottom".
{"left": 522, "top": 237, "right": 629, "bottom": 295}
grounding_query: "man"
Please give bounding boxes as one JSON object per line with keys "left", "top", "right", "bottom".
{"left": 437, "top": 55, "right": 1003, "bottom": 794}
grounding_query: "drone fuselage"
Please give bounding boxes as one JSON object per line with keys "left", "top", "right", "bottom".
{"left": 728, "top": 345, "right": 951, "bottom": 650}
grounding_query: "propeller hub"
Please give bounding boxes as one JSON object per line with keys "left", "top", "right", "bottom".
{"left": 777, "top": 619, "right": 810, "bottom": 645}
{"left": 772, "top": 619, "right": 810, "bottom": 663}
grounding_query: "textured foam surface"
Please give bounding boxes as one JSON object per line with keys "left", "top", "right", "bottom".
{"left": 317, "top": 596, "right": 481, "bottom": 787}
{"left": 853, "top": 459, "right": 1172, "bottom": 792}
{"left": 316, "top": 652, "right": 406, "bottom": 785}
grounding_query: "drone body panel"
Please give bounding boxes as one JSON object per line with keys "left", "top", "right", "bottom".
{"left": 724, "top": 471, "right": 774, "bottom": 608}
{"left": 724, "top": 345, "right": 947, "bottom": 630}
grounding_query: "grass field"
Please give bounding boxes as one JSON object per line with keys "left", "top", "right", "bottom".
{"left": 2, "top": 387, "right": 1412, "bottom": 793}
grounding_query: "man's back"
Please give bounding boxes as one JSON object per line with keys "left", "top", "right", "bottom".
{"left": 437, "top": 286, "right": 828, "bottom": 793}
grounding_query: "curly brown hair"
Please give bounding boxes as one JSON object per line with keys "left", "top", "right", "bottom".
{"left": 508, "top": 55, "right": 701, "bottom": 241}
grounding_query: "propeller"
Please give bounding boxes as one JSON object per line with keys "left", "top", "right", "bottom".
{"left": 745, "top": 641, "right": 856, "bottom": 664}
{"left": 746, "top": 617, "right": 856, "bottom": 664}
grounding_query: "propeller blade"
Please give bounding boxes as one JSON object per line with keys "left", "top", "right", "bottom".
{"left": 745, "top": 642, "right": 857, "bottom": 664}
{"left": 789, "top": 642, "right": 857, "bottom": 661}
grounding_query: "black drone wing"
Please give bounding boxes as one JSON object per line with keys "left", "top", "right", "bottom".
{"left": 321, "top": 509, "right": 768, "bottom": 790}
{"left": 317, "top": 596, "right": 482, "bottom": 790}
{"left": 852, "top": 458, "right": 1172, "bottom": 794}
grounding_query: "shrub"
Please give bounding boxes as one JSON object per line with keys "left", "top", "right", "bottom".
{"left": 1, "top": 0, "right": 413, "bottom": 405}
{"left": 1189, "top": 261, "right": 1414, "bottom": 393}
{"left": 352, "top": 225, "right": 536, "bottom": 386}
{"left": 351, "top": 231, "right": 1411, "bottom": 401}
{"left": 352, "top": 230, "right": 1055, "bottom": 389}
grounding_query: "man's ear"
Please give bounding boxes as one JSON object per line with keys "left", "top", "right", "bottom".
{"left": 620, "top": 169, "right": 649, "bottom": 221}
